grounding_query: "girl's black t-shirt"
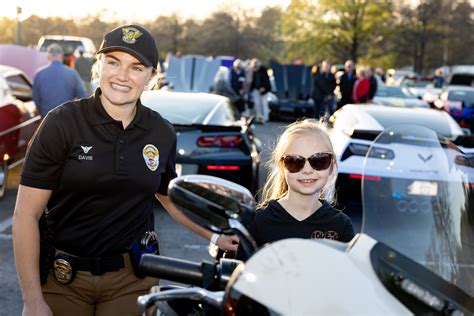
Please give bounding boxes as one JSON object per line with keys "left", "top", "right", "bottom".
{"left": 237, "top": 200, "right": 355, "bottom": 260}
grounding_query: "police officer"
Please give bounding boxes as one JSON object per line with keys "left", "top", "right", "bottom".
{"left": 12, "top": 24, "right": 238, "bottom": 316}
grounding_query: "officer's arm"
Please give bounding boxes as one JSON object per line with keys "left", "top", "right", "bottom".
{"left": 12, "top": 185, "right": 53, "bottom": 313}
{"left": 156, "top": 193, "right": 238, "bottom": 251}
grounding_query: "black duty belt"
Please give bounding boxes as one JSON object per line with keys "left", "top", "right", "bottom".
{"left": 53, "top": 252, "right": 125, "bottom": 283}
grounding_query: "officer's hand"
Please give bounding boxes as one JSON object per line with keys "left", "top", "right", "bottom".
{"left": 23, "top": 299, "right": 53, "bottom": 316}
{"left": 216, "top": 234, "right": 239, "bottom": 251}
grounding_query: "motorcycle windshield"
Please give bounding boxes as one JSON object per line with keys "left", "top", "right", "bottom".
{"left": 361, "top": 125, "right": 474, "bottom": 296}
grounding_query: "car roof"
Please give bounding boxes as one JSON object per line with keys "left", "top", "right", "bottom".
{"left": 141, "top": 90, "right": 228, "bottom": 104}
{"left": 341, "top": 104, "right": 463, "bottom": 137}
{"left": 445, "top": 85, "right": 474, "bottom": 91}
{"left": 39, "top": 35, "right": 90, "bottom": 41}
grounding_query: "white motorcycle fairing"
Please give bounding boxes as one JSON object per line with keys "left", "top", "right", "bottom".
{"left": 229, "top": 236, "right": 411, "bottom": 315}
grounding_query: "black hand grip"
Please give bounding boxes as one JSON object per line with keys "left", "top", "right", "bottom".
{"left": 139, "top": 254, "right": 204, "bottom": 286}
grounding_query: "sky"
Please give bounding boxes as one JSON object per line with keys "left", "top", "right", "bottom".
{"left": 2, "top": 0, "right": 291, "bottom": 22}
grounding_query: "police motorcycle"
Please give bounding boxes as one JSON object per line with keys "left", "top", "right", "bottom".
{"left": 137, "top": 125, "right": 474, "bottom": 315}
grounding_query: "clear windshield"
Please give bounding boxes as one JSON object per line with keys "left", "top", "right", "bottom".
{"left": 362, "top": 125, "right": 474, "bottom": 296}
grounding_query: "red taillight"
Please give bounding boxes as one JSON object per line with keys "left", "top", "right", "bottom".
{"left": 349, "top": 174, "right": 382, "bottom": 181}
{"left": 207, "top": 165, "right": 240, "bottom": 171}
{"left": 197, "top": 136, "right": 243, "bottom": 148}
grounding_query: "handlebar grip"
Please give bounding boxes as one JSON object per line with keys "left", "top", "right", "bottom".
{"left": 139, "top": 254, "right": 204, "bottom": 286}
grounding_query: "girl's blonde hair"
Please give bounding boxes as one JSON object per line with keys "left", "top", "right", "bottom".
{"left": 258, "top": 118, "right": 338, "bottom": 208}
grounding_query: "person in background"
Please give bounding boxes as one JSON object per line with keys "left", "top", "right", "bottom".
{"left": 375, "top": 67, "right": 386, "bottom": 83}
{"left": 313, "top": 60, "right": 336, "bottom": 117}
{"left": 212, "top": 66, "right": 242, "bottom": 114}
{"left": 249, "top": 58, "right": 271, "bottom": 123}
{"left": 352, "top": 67, "right": 370, "bottom": 103}
{"left": 337, "top": 60, "right": 356, "bottom": 109}
{"left": 236, "top": 119, "right": 355, "bottom": 260}
{"left": 33, "top": 43, "right": 87, "bottom": 117}
{"left": 367, "top": 67, "right": 378, "bottom": 102}
{"left": 13, "top": 24, "right": 237, "bottom": 316}
{"left": 229, "top": 59, "right": 247, "bottom": 115}
{"left": 433, "top": 69, "right": 445, "bottom": 88}
{"left": 74, "top": 46, "right": 94, "bottom": 95}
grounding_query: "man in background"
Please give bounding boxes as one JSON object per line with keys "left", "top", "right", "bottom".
{"left": 33, "top": 44, "right": 87, "bottom": 117}
{"left": 74, "top": 46, "right": 94, "bottom": 95}
{"left": 337, "top": 60, "right": 356, "bottom": 109}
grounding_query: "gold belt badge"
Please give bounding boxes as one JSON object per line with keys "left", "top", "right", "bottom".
{"left": 53, "top": 258, "right": 73, "bottom": 284}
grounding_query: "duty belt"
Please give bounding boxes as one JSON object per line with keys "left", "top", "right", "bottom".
{"left": 53, "top": 251, "right": 125, "bottom": 284}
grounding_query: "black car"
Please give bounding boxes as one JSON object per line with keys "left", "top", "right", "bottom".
{"left": 141, "top": 90, "right": 261, "bottom": 194}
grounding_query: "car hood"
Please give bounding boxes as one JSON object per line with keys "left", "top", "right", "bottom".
{"left": 270, "top": 60, "right": 312, "bottom": 101}
{"left": 166, "top": 54, "right": 220, "bottom": 93}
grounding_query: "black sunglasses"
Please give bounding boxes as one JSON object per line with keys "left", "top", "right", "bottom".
{"left": 281, "top": 152, "right": 334, "bottom": 173}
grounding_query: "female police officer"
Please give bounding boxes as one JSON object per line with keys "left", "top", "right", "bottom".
{"left": 12, "top": 24, "right": 238, "bottom": 316}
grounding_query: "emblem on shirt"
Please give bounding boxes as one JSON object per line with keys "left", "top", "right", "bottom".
{"left": 122, "top": 27, "right": 143, "bottom": 44}
{"left": 143, "top": 144, "right": 159, "bottom": 171}
{"left": 78, "top": 145, "right": 93, "bottom": 161}
{"left": 81, "top": 146, "right": 93, "bottom": 154}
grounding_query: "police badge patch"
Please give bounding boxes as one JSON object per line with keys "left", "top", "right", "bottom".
{"left": 143, "top": 144, "right": 159, "bottom": 171}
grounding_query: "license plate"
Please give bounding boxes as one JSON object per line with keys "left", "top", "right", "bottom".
{"left": 175, "top": 163, "right": 182, "bottom": 176}
{"left": 407, "top": 181, "right": 438, "bottom": 196}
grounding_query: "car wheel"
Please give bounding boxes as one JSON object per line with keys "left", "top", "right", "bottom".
{"left": 0, "top": 161, "right": 8, "bottom": 199}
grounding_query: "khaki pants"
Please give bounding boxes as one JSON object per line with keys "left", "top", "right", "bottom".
{"left": 42, "top": 253, "right": 158, "bottom": 316}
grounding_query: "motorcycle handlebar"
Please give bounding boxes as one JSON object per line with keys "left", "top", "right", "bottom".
{"left": 139, "top": 254, "right": 205, "bottom": 286}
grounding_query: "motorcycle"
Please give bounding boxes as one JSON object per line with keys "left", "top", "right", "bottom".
{"left": 138, "top": 125, "right": 474, "bottom": 315}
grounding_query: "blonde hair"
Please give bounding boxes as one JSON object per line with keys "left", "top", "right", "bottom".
{"left": 258, "top": 118, "right": 338, "bottom": 208}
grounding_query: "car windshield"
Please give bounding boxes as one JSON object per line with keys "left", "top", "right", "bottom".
{"left": 363, "top": 108, "right": 454, "bottom": 138}
{"left": 362, "top": 125, "right": 474, "bottom": 297}
{"left": 40, "top": 39, "right": 82, "bottom": 55}
{"left": 447, "top": 90, "right": 474, "bottom": 107}
{"left": 376, "top": 86, "right": 415, "bottom": 99}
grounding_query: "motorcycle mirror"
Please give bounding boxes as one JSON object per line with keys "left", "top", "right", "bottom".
{"left": 168, "top": 175, "right": 256, "bottom": 234}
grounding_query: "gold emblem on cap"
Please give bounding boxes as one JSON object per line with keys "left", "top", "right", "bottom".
{"left": 122, "top": 27, "right": 143, "bottom": 44}
{"left": 53, "top": 258, "right": 73, "bottom": 284}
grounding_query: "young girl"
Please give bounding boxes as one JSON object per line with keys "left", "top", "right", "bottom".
{"left": 237, "top": 119, "right": 355, "bottom": 259}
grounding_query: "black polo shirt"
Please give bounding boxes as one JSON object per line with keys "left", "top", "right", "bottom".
{"left": 21, "top": 88, "right": 177, "bottom": 257}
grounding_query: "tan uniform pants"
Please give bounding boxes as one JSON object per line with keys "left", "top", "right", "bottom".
{"left": 42, "top": 253, "right": 158, "bottom": 316}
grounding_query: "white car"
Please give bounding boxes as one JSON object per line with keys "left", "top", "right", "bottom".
{"left": 328, "top": 104, "right": 474, "bottom": 215}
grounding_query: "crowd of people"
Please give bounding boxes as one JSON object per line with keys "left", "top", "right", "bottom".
{"left": 312, "top": 59, "right": 384, "bottom": 118}
{"left": 211, "top": 57, "right": 387, "bottom": 124}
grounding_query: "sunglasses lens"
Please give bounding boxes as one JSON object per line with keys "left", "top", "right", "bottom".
{"left": 282, "top": 156, "right": 305, "bottom": 173}
{"left": 308, "top": 153, "right": 333, "bottom": 170}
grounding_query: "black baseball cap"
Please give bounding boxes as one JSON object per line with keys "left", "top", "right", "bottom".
{"left": 96, "top": 24, "right": 158, "bottom": 69}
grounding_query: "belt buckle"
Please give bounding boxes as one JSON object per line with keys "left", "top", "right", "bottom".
{"left": 53, "top": 256, "right": 76, "bottom": 284}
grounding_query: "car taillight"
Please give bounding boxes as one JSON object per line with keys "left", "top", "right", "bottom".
{"left": 349, "top": 174, "right": 382, "bottom": 181}
{"left": 197, "top": 135, "right": 243, "bottom": 148}
{"left": 207, "top": 165, "right": 240, "bottom": 171}
{"left": 341, "top": 143, "right": 395, "bottom": 161}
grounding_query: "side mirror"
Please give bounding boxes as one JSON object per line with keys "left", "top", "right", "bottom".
{"left": 168, "top": 175, "right": 256, "bottom": 234}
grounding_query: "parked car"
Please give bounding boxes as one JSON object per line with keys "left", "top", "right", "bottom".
{"left": 372, "top": 86, "right": 429, "bottom": 108}
{"left": 434, "top": 86, "right": 474, "bottom": 130}
{"left": 0, "top": 65, "right": 41, "bottom": 198}
{"left": 36, "top": 35, "right": 97, "bottom": 67}
{"left": 399, "top": 75, "right": 442, "bottom": 104}
{"left": 140, "top": 90, "right": 261, "bottom": 193}
{"left": 327, "top": 104, "right": 473, "bottom": 218}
